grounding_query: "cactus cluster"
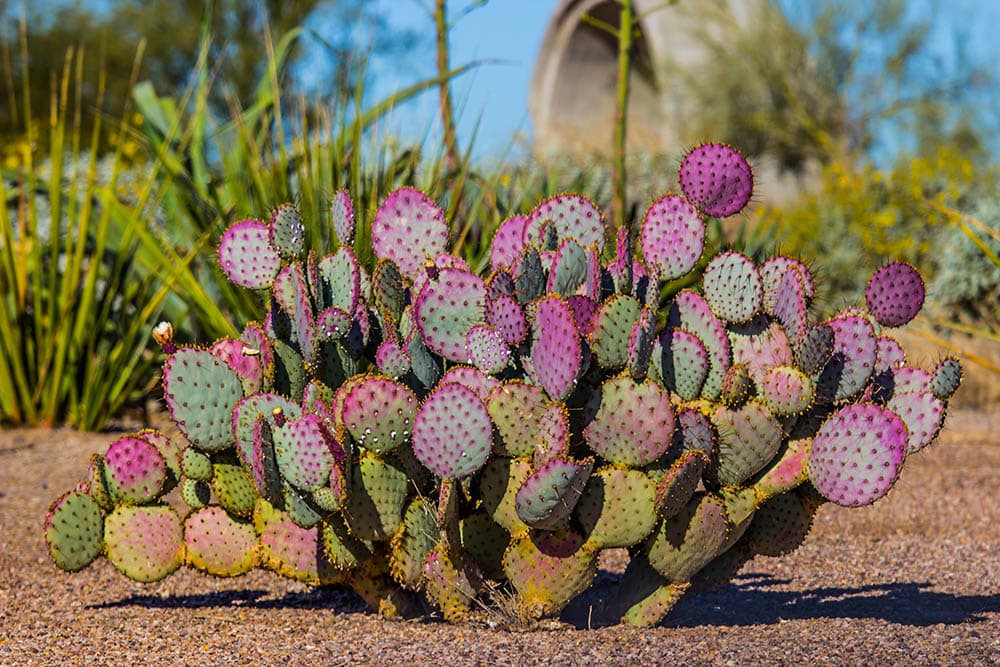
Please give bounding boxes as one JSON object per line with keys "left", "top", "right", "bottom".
{"left": 44, "top": 143, "right": 961, "bottom": 626}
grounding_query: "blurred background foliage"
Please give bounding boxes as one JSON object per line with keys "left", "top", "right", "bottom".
{"left": 1, "top": 0, "right": 999, "bottom": 428}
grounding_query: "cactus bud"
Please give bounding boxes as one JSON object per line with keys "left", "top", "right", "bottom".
{"left": 152, "top": 321, "right": 175, "bottom": 354}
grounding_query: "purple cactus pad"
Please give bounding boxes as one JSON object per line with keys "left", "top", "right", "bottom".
{"left": 640, "top": 194, "right": 705, "bottom": 280}
{"left": 487, "top": 293, "right": 528, "bottom": 345}
{"left": 523, "top": 194, "right": 606, "bottom": 252}
{"left": 414, "top": 267, "right": 487, "bottom": 363}
{"left": 865, "top": 262, "right": 925, "bottom": 327}
{"left": 412, "top": 382, "right": 493, "bottom": 480}
{"left": 678, "top": 142, "right": 754, "bottom": 217}
{"left": 218, "top": 219, "right": 282, "bottom": 289}
{"left": 103, "top": 435, "right": 168, "bottom": 504}
{"left": 490, "top": 215, "right": 528, "bottom": 271}
{"left": 372, "top": 188, "right": 449, "bottom": 277}
{"left": 808, "top": 403, "right": 908, "bottom": 507}
{"left": 530, "top": 296, "right": 582, "bottom": 401}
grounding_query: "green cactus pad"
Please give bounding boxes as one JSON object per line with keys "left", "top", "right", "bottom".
{"left": 211, "top": 460, "right": 257, "bottom": 518}
{"left": 86, "top": 454, "right": 114, "bottom": 511}
{"left": 422, "top": 543, "right": 482, "bottom": 622}
{"left": 322, "top": 515, "right": 373, "bottom": 571}
{"left": 271, "top": 338, "right": 309, "bottom": 398}
{"left": 589, "top": 294, "right": 642, "bottom": 370}
{"left": 460, "top": 512, "right": 509, "bottom": 580}
{"left": 255, "top": 499, "right": 341, "bottom": 584}
{"left": 478, "top": 456, "right": 533, "bottom": 536}
{"left": 273, "top": 263, "right": 318, "bottom": 363}
{"left": 390, "top": 497, "right": 438, "bottom": 589}
{"left": 795, "top": 323, "right": 835, "bottom": 376}
{"left": 273, "top": 413, "right": 339, "bottom": 492}
{"left": 628, "top": 307, "right": 657, "bottom": 381}
{"left": 318, "top": 247, "right": 361, "bottom": 315}
{"left": 702, "top": 252, "right": 763, "bottom": 324}
{"left": 514, "top": 457, "right": 593, "bottom": 530}
{"left": 640, "top": 194, "right": 705, "bottom": 280}
{"left": 163, "top": 348, "right": 243, "bottom": 452}
{"left": 372, "top": 188, "right": 449, "bottom": 277}
{"left": 502, "top": 529, "right": 597, "bottom": 620}
{"left": 218, "top": 219, "right": 282, "bottom": 289}
{"left": 373, "top": 259, "right": 406, "bottom": 323}
{"left": 657, "top": 328, "right": 709, "bottom": 400}
{"left": 616, "top": 555, "right": 690, "bottom": 627}
{"left": 330, "top": 189, "right": 355, "bottom": 244}
{"left": 645, "top": 493, "right": 730, "bottom": 583}
{"left": 577, "top": 467, "right": 657, "bottom": 549}
{"left": 136, "top": 429, "right": 182, "bottom": 484}
{"left": 44, "top": 490, "right": 104, "bottom": 572}
{"left": 487, "top": 381, "right": 550, "bottom": 457}
{"left": 283, "top": 484, "right": 323, "bottom": 528}
{"left": 746, "top": 490, "right": 816, "bottom": 557}
{"left": 344, "top": 453, "right": 411, "bottom": 541}
{"left": 414, "top": 267, "right": 487, "bottom": 363}
{"left": 342, "top": 376, "right": 417, "bottom": 455}
{"left": 752, "top": 438, "right": 811, "bottom": 501}
{"left": 529, "top": 295, "right": 581, "bottom": 401}
{"left": 761, "top": 365, "right": 815, "bottom": 416}
{"left": 720, "top": 363, "right": 754, "bottom": 407}
{"left": 524, "top": 194, "right": 605, "bottom": 252}
{"left": 930, "top": 357, "right": 962, "bottom": 400}
{"left": 232, "top": 393, "right": 301, "bottom": 497}
{"left": 104, "top": 505, "right": 184, "bottom": 582}
{"left": 546, "top": 238, "right": 589, "bottom": 296}
{"left": 514, "top": 246, "right": 545, "bottom": 303}
{"left": 412, "top": 382, "right": 493, "bottom": 480}
{"left": 180, "top": 478, "right": 211, "bottom": 509}
{"left": 583, "top": 376, "right": 675, "bottom": 467}
{"left": 532, "top": 403, "right": 571, "bottom": 467}
{"left": 269, "top": 203, "right": 306, "bottom": 259}
{"left": 181, "top": 447, "right": 213, "bottom": 482}
{"left": 666, "top": 291, "right": 731, "bottom": 399}
{"left": 719, "top": 487, "right": 757, "bottom": 548}
{"left": 184, "top": 506, "right": 259, "bottom": 576}
{"left": 654, "top": 450, "right": 710, "bottom": 519}
{"left": 807, "top": 403, "right": 907, "bottom": 507}
{"left": 712, "top": 401, "right": 784, "bottom": 487}
{"left": 103, "top": 435, "right": 168, "bottom": 505}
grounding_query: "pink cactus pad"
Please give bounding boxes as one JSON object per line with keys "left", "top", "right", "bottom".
{"left": 666, "top": 291, "right": 731, "bottom": 399}
{"left": 887, "top": 390, "right": 945, "bottom": 453}
{"left": 103, "top": 435, "right": 168, "bottom": 504}
{"left": 273, "top": 413, "right": 339, "bottom": 492}
{"left": 529, "top": 296, "right": 582, "bottom": 401}
{"left": 808, "top": 403, "right": 908, "bottom": 507}
{"left": 466, "top": 324, "right": 511, "bottom": 375}
{"left": 341, "top": 376, "right": 417, "bottom": 454}
{"left": 702, "top": 252, "right": 763, "bottom": 324}
{"left": 412, "top": 382, "right": 493, "bottom": 480}
{"left": 372, "top": 188, "right": 449, "bottom": 277}
{"left": 414, "top": 267, "right": 487, "bottom": 363}
{"left": 330, "top": 189, "right": 355, "bottom": 245}
{"left": 875, "top": 336, "right": 907, "bottom": 375}
{"left": 772, "top": 266, "right": 808, "bottom": 340}
{"left": 104, "top": 505, "right": 184, "bottom": 582}
{"left": 760, "top": 256, "right": 815, "bottom": 310}
{"left": 487, "top": 293, "right": 528, "bottom": 345}
{"left": 218, "top": 219, "right": 282, "bottom": 289}
{"left": 865, "top": 261, "right": 925, "bottom": 327}
{"left": 523, "top": 194, "right": 606, "bottom": 252}
{"left": 678, "top": 142, "right": 754, "bottom": 218}
{"left": 490, "top": 215, "right": 528, "bottom": 270}
{"left": 583, "top": 376, "right": 675, "bottom": 467}
{"left": 439, "top": 365, "right": 502, "bottom": 400}
{"left": 210, "top": 338, "right": 263, "bottom": 392}
{"left": 640, "top": 194, "right": 705, "bottom": 280}
{"left": 566, "top": 295, "right": 600, "bottom": 338}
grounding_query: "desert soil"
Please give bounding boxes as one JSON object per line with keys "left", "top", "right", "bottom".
{"left": 1, "top": 410, "right": 997, "bottom": 666}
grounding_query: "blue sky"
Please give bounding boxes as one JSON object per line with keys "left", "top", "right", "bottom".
{"left": 364, "top": 0, "right": 558, "bottom": 160}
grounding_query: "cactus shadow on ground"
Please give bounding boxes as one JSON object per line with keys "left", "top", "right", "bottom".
{"left": 661, "top": 573, "right": 1000, "bottom": 628}
{"left": 88, "top": 585, "right": 370, "bottom": 613}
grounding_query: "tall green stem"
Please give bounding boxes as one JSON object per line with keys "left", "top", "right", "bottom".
{"left": 435, "top": 0, "right": 460, "bottom": 171}
{"left": 611, "top": 0, "right": 634, "bottom": 236}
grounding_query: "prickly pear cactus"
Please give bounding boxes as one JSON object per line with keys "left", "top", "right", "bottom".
{"left": 44, "top": 142, "right": 960, "bottom": 628}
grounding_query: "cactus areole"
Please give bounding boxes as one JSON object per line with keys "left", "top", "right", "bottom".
{"left": 44, "top": 143, "right": 960, "bottom": 627}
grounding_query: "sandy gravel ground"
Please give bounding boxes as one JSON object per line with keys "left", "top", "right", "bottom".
{"left": 1, "top": 410, "right": 997, "bottom": 666}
